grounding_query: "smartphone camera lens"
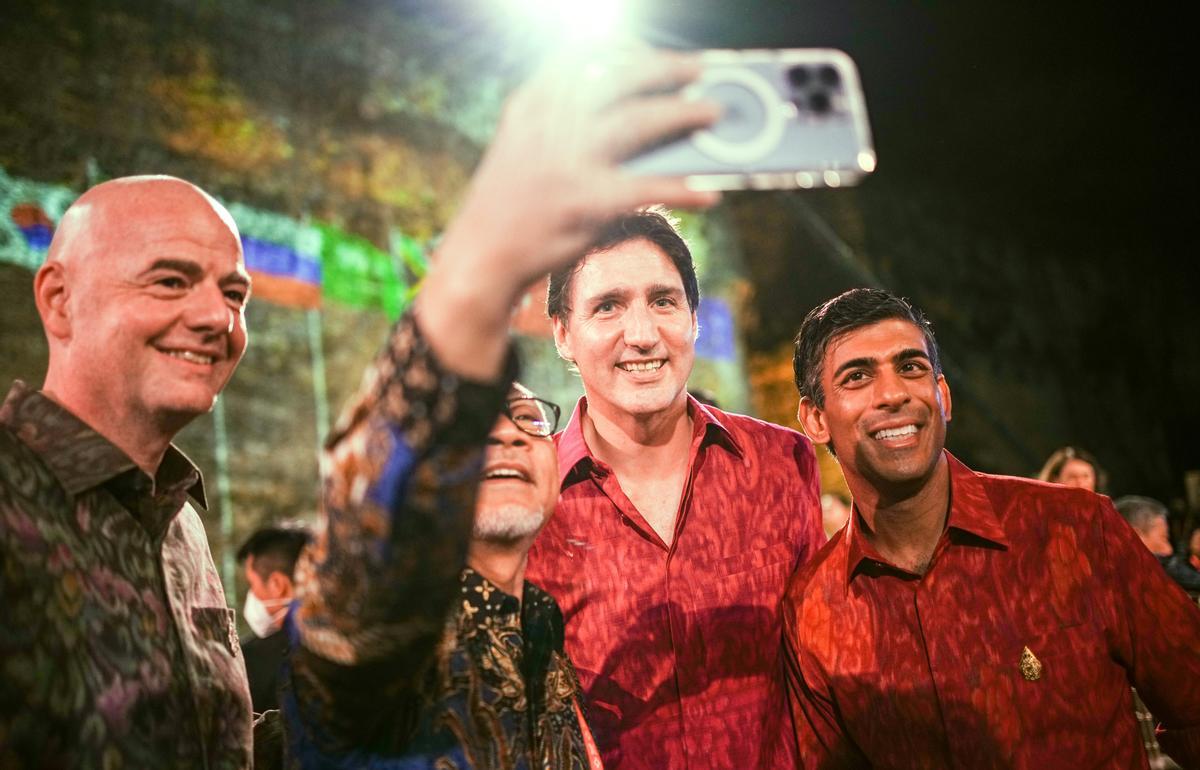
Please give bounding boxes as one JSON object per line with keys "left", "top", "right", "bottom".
{"left": 808, "top": 91, "right": 832, "bottom": 114}
{"left": 817, "top": 65, "right": 840, "bottom": 87}
{"left": 787, "top": 66, "right": 811, "bottom": 88}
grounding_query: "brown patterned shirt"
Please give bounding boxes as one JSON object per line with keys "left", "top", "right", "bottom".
{"left": 0, "top": 381, "right": 252, "bottom": 770}
{"left": 282, "top": 312, "right": 598, "bottom": 769}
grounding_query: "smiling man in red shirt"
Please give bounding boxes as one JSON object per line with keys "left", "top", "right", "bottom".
{"left": 526, "top": 210, "right": 823, "bottom": 770}
{"left": 782, "top": 287, "right": 1200, "bottom": 769}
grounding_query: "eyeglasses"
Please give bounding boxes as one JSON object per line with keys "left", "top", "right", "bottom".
{"left": 503, "top": 396, "right": 561, "bottom": 438}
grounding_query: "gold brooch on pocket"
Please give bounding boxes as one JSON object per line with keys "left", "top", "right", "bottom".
{"left": 1019, "top": 646, "right": 1042, "bottom": 681}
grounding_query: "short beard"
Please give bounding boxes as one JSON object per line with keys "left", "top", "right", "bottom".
{"left": 473, "top": 504, "right": 546, "bottom": 543}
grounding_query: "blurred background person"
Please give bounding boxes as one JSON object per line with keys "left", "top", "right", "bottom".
{"left": 1115, "top": 495, "right": 1174, "bottom": 557}
{"left": 820, "top": 492, "right": 851, "bottom": 540}
{"left": 1116, "top": 496, "right": 1200, "bottom": 597}
{"left": 1189, "top": 526, "right": 1200, "bottom": 574}
{"left": 1038, "top": 445, "right": 1107, "bottom": 494}
{"left": 237, "top": 523, "right": 313, "bottom": 713}
{"left": 1113, "top": 494, "right": 1192, "bottom": 770}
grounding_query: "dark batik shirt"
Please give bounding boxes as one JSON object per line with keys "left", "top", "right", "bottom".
{"left": 526, "top": 396, "right": 824, "bottom": 770}
{"left": 782, "top": 452, "right": 1200, "bottom": 769}
{"left": 0, "top": 381, "right": 252, "bottom": 769}
{"left": 282, "top": 312, "right": 599, "bottom": 770}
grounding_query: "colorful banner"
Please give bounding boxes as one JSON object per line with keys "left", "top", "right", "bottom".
{"left": 0, "top": 169, "right": 77, "bottom": 270}
{"left": 225, "top": 202, "right": 324, "bottom": 309}
{"left": 696, "top": 297, "right": 737, "bottom": 362}
{"left": 317, "top": 223, "right": 406, "bottom": 320}
{"left": 0, "top": 167, "right": 418, "bottom": 319}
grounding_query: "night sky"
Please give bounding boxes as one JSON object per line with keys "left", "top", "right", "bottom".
{"left": 646, "top": 1, "right": 1183, "bottom": 245}
{"left": 423, "top": 0, "right": 1196, "bottom": 501}
{"left": 640, "top": 2, "right": 1196, "bottom": 501}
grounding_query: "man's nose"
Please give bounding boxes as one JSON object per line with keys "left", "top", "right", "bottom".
{"left": 488, "top": 416, "right": 531, "bottom": 447}
{"left": 873, "top": 369, "right": 911, "bottom": 409}
{"left": 185, "top": 281, "right": 236, "bottom": 334}
{"left": 622, "top": 303, "right": 660, "bottom": 349}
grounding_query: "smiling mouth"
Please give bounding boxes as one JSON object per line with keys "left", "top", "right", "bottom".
{"left": 161, "top": 349, "right": 216, "bottom": 366}
{"left": 617, "top": 360, "right": 665, "bottom": 373}
{"left": 872, "top": 425, "right": 918, "bottom": 441}
{"left": 483, "top": 467, "right": 531, "bottom": 482}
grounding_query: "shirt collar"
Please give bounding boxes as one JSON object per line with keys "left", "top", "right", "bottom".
{"left": 0, "top": 380, "right": 207, "bottom": 508}
{"left": 843, "top": 450, "right": 1008, "bottom": 589}
{"left": 556, "top": 394, "right": 743, "bottom": 488}
{"left": 460, "top": 566, "right": 522, "bottom": 619}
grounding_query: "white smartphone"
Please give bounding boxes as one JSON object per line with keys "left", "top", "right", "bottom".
{"left": 623, "top": 48, "right": 876, "bottom": 190}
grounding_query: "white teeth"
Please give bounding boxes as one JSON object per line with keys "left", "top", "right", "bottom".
{"left": 485, "top": 468, "right": 526, "bottom": 480}
{"left": 873, "top": 425, "right": 918, "bottom": 440}
{"left": 619, "top": 360, "right": 664, "bottom": 372}
{"left": 165, "top": 350, "right": 214, "bottom": 365}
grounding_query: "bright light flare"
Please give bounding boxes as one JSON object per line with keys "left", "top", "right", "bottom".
{"left": 500, "top": 0, "right": 627, "bottom": 48}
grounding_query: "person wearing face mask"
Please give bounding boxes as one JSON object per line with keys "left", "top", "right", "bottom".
{"left": 236, "top": 524, "right": 313, "bottom": 712}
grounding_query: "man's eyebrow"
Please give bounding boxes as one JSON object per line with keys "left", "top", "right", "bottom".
{"left": 583, "top": 288, "right": 629, "bottom": 308}
{"left": 220, "top": 270, "right": 252, "bottom": 288}
{"left": 141, "top": 258, "right": 252, "bottom": 289}
{"left": 142, "top": 258, "right": 203, "bottom": 280}
{"left": 832, "top": 356, "right": 877, "bottom": 379}
{"left": 893, "top": 348, "right": 931, "bottom": 364}
{"left": 648, "top": 283, "right": 684, "bottom": 297}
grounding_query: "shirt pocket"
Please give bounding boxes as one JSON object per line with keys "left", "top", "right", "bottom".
{"left": 192, "top": 605, "right": 240, "bottom": 658}
{"left": 717, "top": 541, "right": 796, "bottom": 578}
{"left": 694, "top": 542, "right": 796, "bottom": 610}
{"left": 1004, "top": 620, "right": 1120, "bottom": 751}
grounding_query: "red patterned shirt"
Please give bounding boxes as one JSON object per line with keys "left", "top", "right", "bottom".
{"left": 782, "top": 452, "right": 1200, "bottom": 769}
{"left": 526, "top": 396, "right": 824, "bottom": 770}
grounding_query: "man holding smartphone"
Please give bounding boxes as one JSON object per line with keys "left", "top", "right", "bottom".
{"left": 525, "top": 209, "right": 824, "bottom": 770}
{"left": 273, "top": 50, "right": 726, "bottom": 769}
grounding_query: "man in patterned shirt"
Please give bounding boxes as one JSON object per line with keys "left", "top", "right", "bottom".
{"left": 0, "top": 176, "right": 254, "bottom": 768}
{"left": 277, "top": 50, "right": 722, "bottom": 769}
{"left": 782, "top": 287, "right": 1200, "bottom": 768}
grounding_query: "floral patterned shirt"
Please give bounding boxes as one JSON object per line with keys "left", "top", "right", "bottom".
{"left": 281, "top": 312, "right": 599, "bottom": 770}
{"left": 0, "top": 381, "right": 252, "bottom": 770}
{"left": 782, "top": 452, "right": 1200, "bottom": 769}
{"left": 526, "top": 396, "right": 823, "bottom": 770}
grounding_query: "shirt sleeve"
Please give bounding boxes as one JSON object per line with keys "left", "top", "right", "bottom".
{"left": 1096, "top": 496, "right": 1200, "bottom": 766}
{"left": 283, "top": 310, "right": 516, "bottom": 755}
{"left": 781, "top": 595, "right": 870, "bottom": 770}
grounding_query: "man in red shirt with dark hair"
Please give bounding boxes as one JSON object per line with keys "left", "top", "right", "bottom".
{"left": 527, "top": 209, "right": 823, "bottom": 770}
{"left": 783, "top": 287, "right": 1200, "bottom": 769}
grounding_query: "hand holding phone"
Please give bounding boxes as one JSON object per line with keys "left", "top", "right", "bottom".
{"left": 623, "top": 49, "right": 876, "bottom": 190}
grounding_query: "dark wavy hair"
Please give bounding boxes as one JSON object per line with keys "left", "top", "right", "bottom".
{"left": 793, "top": 287, "right": 941, "bottom": 409}
{"left": 236, "top": 524, "right": 313, "bottom": 580}
{"left": 545, "top": 207, "right": 699, "bottom": 324}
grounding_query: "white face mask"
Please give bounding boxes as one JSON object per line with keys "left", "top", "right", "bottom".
{"left": 242, "top": 591, "right": 290, "bottom": 638}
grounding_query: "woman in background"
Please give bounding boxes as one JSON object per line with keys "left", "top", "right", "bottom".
{"left": 1038, "top": 445, "right": 1108, "bottom": 494}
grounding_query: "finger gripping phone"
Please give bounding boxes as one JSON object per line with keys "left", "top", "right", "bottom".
{"left": 624, "top": 48, "right": 876, "bottom": 190}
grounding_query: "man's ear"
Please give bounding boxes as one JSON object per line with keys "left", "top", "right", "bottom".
{"left": 797, "top": 396, "right": 831, "bottom": 444}
{"left": 266, "top": 571, "right": 294, "bottom": 600}
{"left": 552, "top": 316, "right": 573, "bottom": 362}
{"left": 937, "top": 374, "right": 953, "bottom": 424}
{"left": 33, "top": 261, "right": 71, "bottom": 341}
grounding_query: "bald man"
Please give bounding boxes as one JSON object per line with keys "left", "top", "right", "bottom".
{"left": 0, "top": 176, "right": 254, "bottom": 768}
